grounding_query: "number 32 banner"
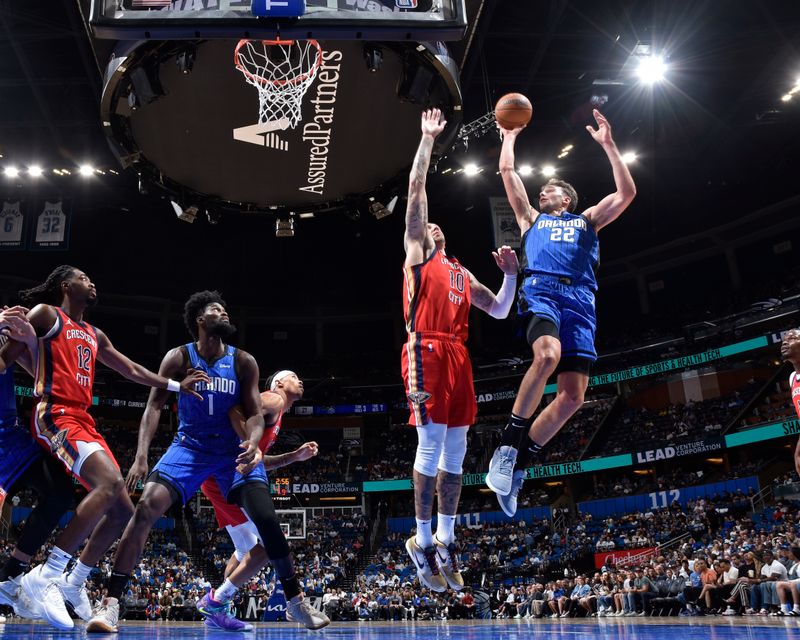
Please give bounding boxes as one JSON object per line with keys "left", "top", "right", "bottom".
{"left": 31, "top": 199, "right": 71, "bottom": 251}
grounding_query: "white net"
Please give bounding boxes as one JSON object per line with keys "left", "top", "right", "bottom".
{"left": 234, "top": 39, "right": 323, "bottom": 130}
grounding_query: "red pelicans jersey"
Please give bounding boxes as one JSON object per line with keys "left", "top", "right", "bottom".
{"left": 403, "top": 248, "right": 471, "bottom": 341}
{"left": 791, "top": 371, "right": 800, "bottom": 419}
{"left": 35, "top": 307, "right": 97, "bottom": 407}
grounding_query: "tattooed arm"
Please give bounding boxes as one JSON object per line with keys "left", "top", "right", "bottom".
{"left": 404, "top": 108, "right": 447, "bottom": 268}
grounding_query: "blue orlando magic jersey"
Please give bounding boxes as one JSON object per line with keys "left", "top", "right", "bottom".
{"left": 0, "top": 363, "right": 18, "bottom": 427}
{"left": 177, "top": 343, "right": 240, "bottom": 452}
{"left": 520, "top": 212, "right": 599, "bottom": 290}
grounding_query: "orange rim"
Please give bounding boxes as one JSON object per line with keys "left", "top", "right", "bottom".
{"left": 233, "top": 39, "right": 323, "bottom": 87}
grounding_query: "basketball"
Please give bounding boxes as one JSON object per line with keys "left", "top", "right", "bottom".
{"left": 495, "top": 92, "right": 533, "bottom": 129}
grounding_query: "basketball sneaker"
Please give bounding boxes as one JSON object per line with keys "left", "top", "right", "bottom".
{"left": 405, "top": 536, "right": 447, "bottom": 593}
{"left": 86, "top": 596, "right": 119, "bottom": 633}
{"left": 497, "top": 470, "right": 526, "bottom": 517}
{"left": 433, "top": 538, "right": 464, "bottom": 591}
{"left": 12, "top": 584, "right": 42, "bottom": 620}
{"left": 20, "top": 565, "right": 73, "bottom": 630}
{"left": 286, "top": 594, "right": 331, "bottom": 630}
{"left": 485, "top": 445, "right": 517, "bottom": 496}
{"left": 60, "top": 576, "right": 93, "bottom": 621}
{"left": 0, "top": 575, "right": 22, "bottom": 608}
{"left": 197, "top": 590, "right": 254, "bottom": 632}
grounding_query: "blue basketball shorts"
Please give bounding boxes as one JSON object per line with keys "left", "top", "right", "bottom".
{"left": 518, "top": 275, "right": 597, "bottom": 361}
{"left": 149, "top": 435, "right": 267, "bottom": 505}
{"left": 0, "top": 419, "right": 45, "bottom": 506}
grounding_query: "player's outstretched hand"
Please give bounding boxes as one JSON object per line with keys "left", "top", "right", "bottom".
{"left": 492, "top": 246, "right": 519, "bottom": 275}
{"left": 294, "top": 441, "right": 319, "bottom": 462}
{"left": 421, "top": 108, "right": 446, "bottom": 138}
{"left": 180, "top": 367, "right": 211, "bottom": 400}
{"left": 497, "top": 123, "right": 525, "bottom": 140}
{"left": 236, "top": 440, "right": 263, "bottom": 475}
{"left": 125, "top": 456, "right": 149, "bottom": 493}
{"left": 585, "top": 109, "right": 614, "bottom": 146}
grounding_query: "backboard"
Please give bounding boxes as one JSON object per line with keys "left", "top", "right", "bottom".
{"left": 89, "top": 0, "right": 468, "bottom": 41}
{"left": 100, "top": 37, "right": 463, "bottom": 211}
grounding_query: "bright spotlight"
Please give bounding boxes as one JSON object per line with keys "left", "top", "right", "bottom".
{"left": 636, "top": 56, "right": 667, "bottom": 84}
{"left": 541, "top": 165, "right": 556, "bottom": 177}
{"left": 3, "top": 166, "right": 19, "bottom": 178}
{"left": 28, "top": 165, "right": 43, "bottom": 177}
{"left": 621, "top": 151, "right": 638, "bottom": 164}
{"left": 464, "top": 163, "right": 480, "bottom": 176}
{"left": 79, "top": 164, "right": 94, "bottom": 177}
{"left": 519, "top": 165, "right": 533, "bottom": 177}
{"left": 781, "top": 94, "right": 793, "bottom": 102}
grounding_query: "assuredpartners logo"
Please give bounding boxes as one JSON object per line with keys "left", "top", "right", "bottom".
{"left": 232, "top": 50, "right": 342, "bottom": 199}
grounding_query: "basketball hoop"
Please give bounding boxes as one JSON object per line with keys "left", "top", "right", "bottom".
{"left": 234, "top": 39, "right": 323, "bottom": 130}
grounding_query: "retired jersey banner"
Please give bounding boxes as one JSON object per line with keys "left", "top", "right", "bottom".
{"left": 31, "top": 199, "right": 71, "bottom": 250}
{"left": 594, "top": 548, "right": 658, "bottom": 569}
{"left": 0, "top": 200, "right": 26, "bottom": 249}
{"left": 489, "top": 197, "right": 520, "bottom": 248}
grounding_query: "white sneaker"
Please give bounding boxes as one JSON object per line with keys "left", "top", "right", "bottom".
{"left": 13, "top": 586, "right": 42, "bottom": 619}
{"left": 486, "top": 446, "right": 518, "bottom": 496}
{"left": 0, "top": 614, "right": 5, "bottom": 623}
{"left": 86, "top": 596, "right": 119, "bottom": 633}
{"left": 405, "top": 537, "right": 447, "bottom": 592}
{"left": 60, "top": 576, "right": 93, "bottom": 621}
{"left": 721, "top": 607, "right": 737, "bottom": 616}
{"left": 20, "top": 565, "right": 73, "bottom": 630}
{"left": 497, "top": 470, "right": 526, "bottom": 517}
{"left": 286, "top": 594, "right": 330, "bottom": 630}
{"left": 0, "top": 575, "right": 22, "bottom": 608}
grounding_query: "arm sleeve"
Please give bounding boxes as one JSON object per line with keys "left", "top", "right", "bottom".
{"left": 488, "top": 274, "right": 518, "bottom": 319}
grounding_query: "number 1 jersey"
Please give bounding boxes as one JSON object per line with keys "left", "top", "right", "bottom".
{"left": 177, "top": 342, "right": 240, "bottom": 453}
{"left": 34, "top": 307, "right": 97, "bottom": 408}
{"left": 403, "top": 248, "right": 471, "bottom": 342}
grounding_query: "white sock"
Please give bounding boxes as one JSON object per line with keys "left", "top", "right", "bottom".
{"left": 414, "top": 519, "right": 433, "bottom": 548}
{"left": 65, "top": 560, "right": 93, "bottom": 586}
{"left": 793, "top": 604, "right": 800, "bottom": 613}
{"left": 41, "top": 546, "right": 72, "bottom": 579}
{"left": 435, "top": 514, "right": 457, "bottom": 545}
{"left": 214, "top": 579, "right": 238, "bottom": 604}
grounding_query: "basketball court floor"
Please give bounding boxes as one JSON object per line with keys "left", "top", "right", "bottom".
{"left": 1, "top": 618, "right": 798, "bottom": 640}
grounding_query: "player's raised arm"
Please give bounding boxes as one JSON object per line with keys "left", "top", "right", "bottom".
{"left": 499, "top": 126, "right": 536, "bottom": 235}
{"left": 582, "top": 109, "right": 636, "bottom": 231}
{"left": 404, "top": 109, "right": 446, "bottom": 267}
{"left": 95, "top": 327, "right": 209, "bottom": 398}
{"left": 468, "top": 246, "right": 519, "bottom": 318}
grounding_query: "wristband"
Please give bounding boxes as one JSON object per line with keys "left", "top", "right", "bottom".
{"left": 167, "top": 379, "right": 181, "bottom": 393}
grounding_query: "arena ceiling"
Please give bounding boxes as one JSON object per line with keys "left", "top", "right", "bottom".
{"left": 0, "top": 1, "right": 798, "bottom": 306}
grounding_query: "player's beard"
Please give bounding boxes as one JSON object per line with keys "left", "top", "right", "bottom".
{"left": 86, "top": 293, "right": 98, "bottom": 307}
{"left": 209, "top": 320, "right": 237, "bottom": 340}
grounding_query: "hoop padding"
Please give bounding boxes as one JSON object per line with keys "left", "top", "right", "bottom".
{"left": 234, "top": 39, "right": 323, "bottom": 130}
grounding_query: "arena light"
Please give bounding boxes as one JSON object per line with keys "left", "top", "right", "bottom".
{"left": 621, "top": 151, "right": 638, "bottom": 164}
{"left": 541, "top": 165, "right": 556, "bottom": 177}
{"left": 28, "top": 165, "right": 43, "bottom": 177}
{"left": 275, "top": 217, "right": 295, "bottom": 237}
{"left": 464, "top": 163, "right": 480, "bottom": 176}
{"left": 561, "top": 144, "right": 573, "bottom": 152}
{"left": 170, "top": 200, "right": 198, "bottom": 223}
{"left": 3, "top": 166, "right": 19, "bottom": 178}
{"left": 78, "top": 164, "right": 95, "bottom": 177}
{"left": 518, "top": 165, "right": 533, "bottom": 177}
{"left": 636, "top": 56, "right": 667, "bottom": 84}
{"left": 781, "top": 94, "right": 793, "bottom": 102}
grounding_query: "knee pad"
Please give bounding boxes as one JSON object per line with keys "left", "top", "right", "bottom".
{"left": 438, "top": 426, "right": 468, "bottom": 475}
{"left": 226, "top": 521, "right": 261, "bottom": 560}
{"left": 413, "top": 423, "right": 447, "bottom": 477}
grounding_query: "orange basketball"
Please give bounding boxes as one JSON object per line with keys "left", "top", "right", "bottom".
{"left": 495, "top": 92, "right": 533, "bottom": 129}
